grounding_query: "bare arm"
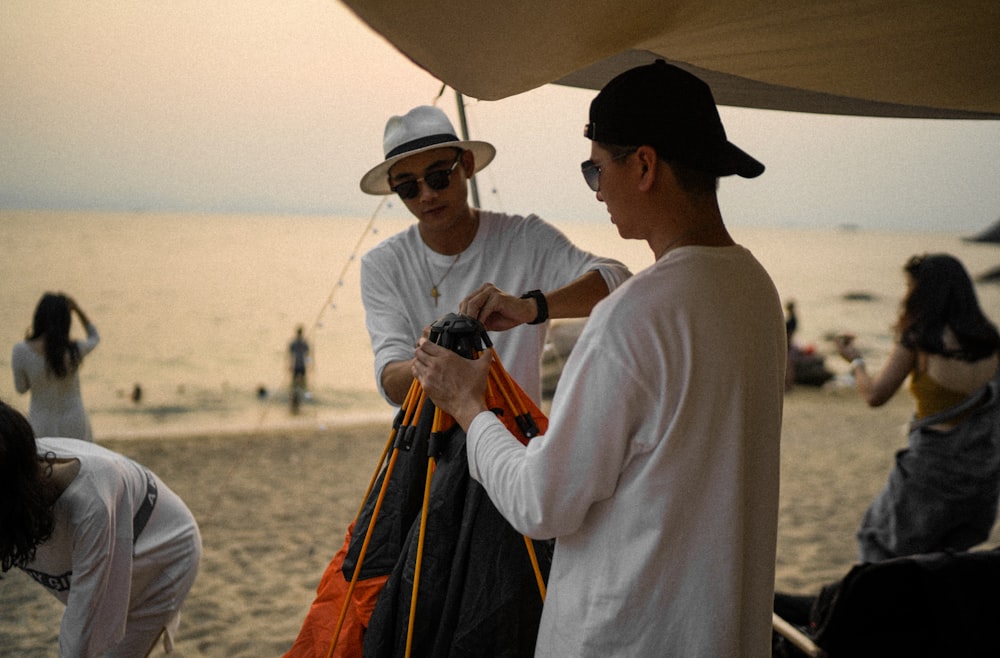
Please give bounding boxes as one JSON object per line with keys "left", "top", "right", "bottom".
{"left": 545, "top": 269, "right": 614, "bottom": 318}
{"left": 381, "top": 358, "right": 417, "bottom": 406}
{"left": 379, "top": 321, "right": 438, "bottom": 405}
{"left": 835, "top": 336, "right": 914, "bottom": 407}
{"left": 460, "top": 270, "right": 611, "bottom": 332}
{"left": 66, "top": 296, "right": 94, "bottom": 328}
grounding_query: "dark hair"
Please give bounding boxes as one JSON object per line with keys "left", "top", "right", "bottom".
{"left": 668, "top": 160, "right": 720, "bottom": 196}
{"left": 0, "top": 400, "right": 55, "bottom": 572}
{"left": 896, "top": 254, "right": 1000, "bottom": 361}
{"left": 602, "top": 143, "right": 638, "bottom": 160}
{"left": 598, "top": 142, "right": 719, "bottom": 196}
{"left": 27, "top": 293, "right": 80, "bottom": 378}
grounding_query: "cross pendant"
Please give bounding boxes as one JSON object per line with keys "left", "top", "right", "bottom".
{"left": 431, "top": 286, "right": 439, "bottom": 307}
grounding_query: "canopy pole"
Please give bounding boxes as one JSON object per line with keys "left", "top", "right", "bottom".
{"left": 454, "top": 91, "right": 482, "bottom": 208}
{"left": 772, "top": 612, "right": 821, "bottom": 657}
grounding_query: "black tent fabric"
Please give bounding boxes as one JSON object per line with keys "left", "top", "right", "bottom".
{"left": 360, "top": 424, "right": 550, "bottom": 657}
{"left": 343, "top": 397, "right": 437, "bottom": 582}
{"left": 289, "top": 315, "right": 551, "bottom": 657}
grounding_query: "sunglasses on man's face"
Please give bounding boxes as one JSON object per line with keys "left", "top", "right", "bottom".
{"left": 580, "top": 150, "right": 635, "bottom": 192}
{"left": 390, "top": 155, "right": 462, "bottom": 200}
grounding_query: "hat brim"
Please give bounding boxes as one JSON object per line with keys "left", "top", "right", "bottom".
{"left": 359, "top": 140, "right": 496, "bottom": 195}
{"left": 674, "top": 140, "right": 764, "bottom": 179}
{"left": 716, "top": 141, "right": 765, "bottom": 179}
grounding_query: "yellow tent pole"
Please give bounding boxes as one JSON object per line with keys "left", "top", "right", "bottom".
{"left": 351, "top": 379, "right": 420, "bottom": 523}
{"left": 327, "top": 382, "right": 424, "bottom": 658}
{"left": 326, "top": 446, "right": 402, "bottom": 658}
{"left": 488, "top": 350, "right": 527, "bottom": 414}
{"left": 522, "top": 536, "right": 547, "bottom": 601}
{"left": 488, "top": 363, "right": 520, "bottom": 415}
{"left": 330, "top": 319, "right": 548, "bottom": 656}
{"left": 487, "top": 347, "right": 541, "bottom": 440}
{"left": 404, "top": 403, "right": 445, "bottom": 658}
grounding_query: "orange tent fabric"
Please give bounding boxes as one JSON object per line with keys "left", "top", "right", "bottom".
{"left": 283, "top": 523, "right": 387, "bottom": 658}
{"left": 285, "top": 354, "right": 547, "bottom": 657}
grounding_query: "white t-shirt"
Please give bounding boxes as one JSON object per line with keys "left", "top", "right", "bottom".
{"left": 25, "top": 438, "right": 201, "bottom": 657}
{"left": 466, "top": 245, "right": 786, "bottom": 656}
{"left": 12, "top": 324, "right": 100, "bottom": 441}
{"left": 361, "top": 211, "right": 631, "bottom": 404}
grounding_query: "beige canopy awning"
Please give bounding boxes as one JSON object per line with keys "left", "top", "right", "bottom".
{"left": 342, "top": 0, "right": 1000, "bottom": 119}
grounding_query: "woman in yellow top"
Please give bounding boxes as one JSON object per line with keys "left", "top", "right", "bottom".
{"left": 835, "top": 253, "right": 1000, "bottom": 562}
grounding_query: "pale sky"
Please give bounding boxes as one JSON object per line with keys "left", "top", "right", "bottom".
{"left": 2, "top": 0, "right": 999, "bottom": 233}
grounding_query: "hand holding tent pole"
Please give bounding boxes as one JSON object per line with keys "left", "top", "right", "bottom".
{"left": 325, "top": 313, "right": 548, "bottom": 657}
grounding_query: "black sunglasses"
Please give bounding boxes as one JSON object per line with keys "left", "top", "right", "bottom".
{"left": 580, "top": 150, "right": 635, "bottom": 192}
{"left": 390, "top": 154, "right": 462, "bottom": 200}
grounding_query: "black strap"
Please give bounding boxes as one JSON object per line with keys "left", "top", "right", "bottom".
{"left": 520, "top": 289, "right": 548, "bottom": 325}
{"left": 133, "top": 468, "right": 158, "bottom": 544}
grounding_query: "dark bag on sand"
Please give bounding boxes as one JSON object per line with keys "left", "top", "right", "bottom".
{"left": 809, "top": 548, "right": 1000, "bottom": 657}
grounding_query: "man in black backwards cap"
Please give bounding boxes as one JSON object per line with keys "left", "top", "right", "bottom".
{"left": 415, "top": 61, "right": 785, "bottom": 656}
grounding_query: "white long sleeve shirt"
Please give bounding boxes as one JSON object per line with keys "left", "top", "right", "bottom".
{"left": 24, "top": 438, "right": 201, "bottom": 657}
{"left": 467, "top": 245, "right": 786, "bottom": 656}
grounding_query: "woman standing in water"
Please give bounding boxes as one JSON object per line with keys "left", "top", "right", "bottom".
{"left": 12, "top": 293, "right": 100, "bottom": 441}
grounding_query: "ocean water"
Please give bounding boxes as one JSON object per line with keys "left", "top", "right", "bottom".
{"left": 2, "top": 209, "right": 999, "bottom": 439}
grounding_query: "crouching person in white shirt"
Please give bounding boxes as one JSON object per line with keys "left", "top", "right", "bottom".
{"left": 0, "top": 399, "right": 201, "bottom": 657}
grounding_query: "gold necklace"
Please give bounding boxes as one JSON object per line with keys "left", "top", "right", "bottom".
{"left": 423, "top": 247, "right": 461, "bottom": 307}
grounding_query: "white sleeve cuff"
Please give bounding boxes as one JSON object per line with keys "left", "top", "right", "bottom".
{"left": 466, "top": 410, "right": 504, "bottom": 481}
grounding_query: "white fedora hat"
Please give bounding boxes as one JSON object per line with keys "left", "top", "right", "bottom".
{"left": 360, "top": 105, "right": 496, "bottom": 195}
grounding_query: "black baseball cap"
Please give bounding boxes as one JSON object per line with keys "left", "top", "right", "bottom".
{"left": 585, "top": 60, "right": 764, "bottom": 178}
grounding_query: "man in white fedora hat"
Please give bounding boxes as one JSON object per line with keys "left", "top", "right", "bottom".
{"left": 359, "top": 105, "right": 631, "bottom": 406}
{"left": 282, "top": 104, "right": 632, "bottom": 658}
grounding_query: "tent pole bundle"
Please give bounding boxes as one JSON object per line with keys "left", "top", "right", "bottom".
{"left": 327, "top": 313, "right": 547, "bottom": 658}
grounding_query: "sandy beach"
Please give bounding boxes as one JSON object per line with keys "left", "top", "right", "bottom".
{"left": 3, "top": 385, "right": 1000, "bottom": 656}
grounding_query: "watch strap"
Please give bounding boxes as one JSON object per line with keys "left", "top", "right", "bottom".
{"left": 520, "top": 289, "right": 549, "bottom": 325}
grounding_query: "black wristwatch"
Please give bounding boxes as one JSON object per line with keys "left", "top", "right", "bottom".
{"left": 520, "top": 290, "right": 549, "bottom": 325}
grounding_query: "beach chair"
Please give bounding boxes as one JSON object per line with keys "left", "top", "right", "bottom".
{"left": 772, "top": 547, "right": 1000, "bottom": 657}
